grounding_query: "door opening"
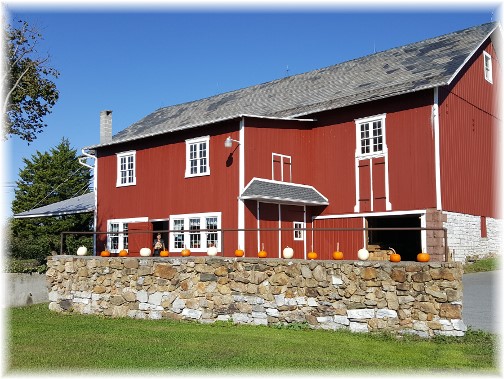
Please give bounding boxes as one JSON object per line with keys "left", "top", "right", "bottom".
{"left": 366, "top": 214, "right": 421, "bottom": 261}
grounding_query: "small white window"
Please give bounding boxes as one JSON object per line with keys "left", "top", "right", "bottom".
{"left": 185, "top": 136, "right": 210, "bottom": 178}
{"left": 169, "top": 212, "right": 221, "bottom": 252}
{"left": 116, "top": 151, "right": 136, "bottom": 187}
{"left": 355, "top": 114, "right": 386, "bottom": 158}
{"left": 294, "top": 222, "right": 304, "bottom": 241}
{"left": 484, "top": 51, "right": 493, "bottom": 84}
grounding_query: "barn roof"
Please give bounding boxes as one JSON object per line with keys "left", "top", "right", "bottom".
{"left": 13, "top": 192, "right": 95, "bottom": 219}
{"left": 88, "top": 22, "right": 499, "bottom": 149}
{"left": 240, "top": 178, "right": 329, "bottom": 206}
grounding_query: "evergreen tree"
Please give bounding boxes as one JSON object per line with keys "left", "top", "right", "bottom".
{"left": 10, "top": 138, "right": 93, "bottom": 262}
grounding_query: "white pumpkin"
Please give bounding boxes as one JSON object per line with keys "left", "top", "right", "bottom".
{"left": 76, "top": 246, "right": 87, "bottom": 256}
{"left": 282, "top": 246, "right": 294, "bottom": 259}
{"left": 140, "top": 247, "right": 151, "bottom": 257}
{"left": 357, "top": 248, "right": 369, "bottom": 261}
{"left": 207, "top": 246, "right": 218, "bottom": 256}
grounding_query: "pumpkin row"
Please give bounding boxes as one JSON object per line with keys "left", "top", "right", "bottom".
{"left": 86, "top": 247, "right": 429, "bottom": 262}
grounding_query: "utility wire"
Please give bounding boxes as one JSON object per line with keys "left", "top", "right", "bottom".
{"left": 23, "top": 165, "right": 86, "bottom": 212}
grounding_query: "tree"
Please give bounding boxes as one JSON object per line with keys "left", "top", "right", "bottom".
{"left": 10, "top": 138, "right": 93, "bottom": 262}
{"left": 3, "top": 20, "right": 59, "bottom": 142}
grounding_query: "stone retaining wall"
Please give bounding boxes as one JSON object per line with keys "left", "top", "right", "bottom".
{"left": 46, "top": 256, "right": 466, "bottom": 337}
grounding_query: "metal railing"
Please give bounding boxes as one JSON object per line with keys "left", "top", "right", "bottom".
{"left": 61, "top": 226, "right": 449, "bottom": 261}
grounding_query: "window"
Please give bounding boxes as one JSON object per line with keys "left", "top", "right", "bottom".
{"left": 169, "top": 212, "right": 221, "bottom": 252}
{"left": 355, "top": 114, "right": 386, "bottom": 157}
{"left": 272, "top": 153, "right": 292, "bottom": 182}
{"left": 107, "top": 221, "right": 129, "bottom": 253}
{"left": 185, "top": 136, "right": 210, "bottom": 177}
{"left": 294, "top": 222, "right": 304, "bottom": 241}
{"left": 117, "top": 151, "right": 136, "bottom": 186}
{"left": 484, "top": 51, "right": 493, "bottom": 84}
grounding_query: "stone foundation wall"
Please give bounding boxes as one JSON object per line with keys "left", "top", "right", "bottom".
{"left": 46, "top": 256, "right": 466, "bottom": 338}
{"left": 444, "top": 211, "right": 502, "bottom": 262}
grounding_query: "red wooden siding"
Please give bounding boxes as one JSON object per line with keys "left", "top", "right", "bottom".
{"left": 358, "top": 159, "right": 371, "bottom": 212}
{"left": 280, "top": 205, "right": 306, "bottom": 259}
{"left": 372, "top": 157, "right": 386, "bottom": 211}
{"left": 385, "top": 93, "right": 437, "bottom": 211}
{"left": 127, "top": 222, "right": 152, "bottom": 255}
{"left": 313, "top": 217, "right": 364, "bottom": 260}
{"left": 439, "top": 42, "right": 499, "bottom": 218}
{"left": 257, "top": 202, "right": 280, "bottom": 257}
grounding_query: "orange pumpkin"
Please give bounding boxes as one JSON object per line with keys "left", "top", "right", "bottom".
{"left": 332, "top": 251, "right": 344, "bottom": 260}
{"left": 417, "top": 252, "right": 430, "bottom": 262}
{"left": 160, "top": 250, "right": 170, "bottom": 257}
{"left": 307, "top": 251, "right": 318, "bottom": 260}
{"left": 118, "top": 249, "right": 128, "bottom": 257}
{"left": 234, "top": 249, "right": 245, "bottom": 257}
{"left": 258, "top": 250, "right": 267, "bottom": 258}
{"left": 181, "top": 248, "right": 191, "bottom": 257}
{"left": 100, "top": 250, "right": 110, "bottom": 257}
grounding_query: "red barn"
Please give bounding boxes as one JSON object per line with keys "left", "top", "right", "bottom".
{"left": 85, "top": 22, "right": 501, "bottom": 262}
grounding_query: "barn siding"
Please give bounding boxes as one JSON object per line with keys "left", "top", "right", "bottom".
{"left": 439, "top": 42, "right": 500, "bottom": 218}
{"left": 313, "top": 217, "right": 364, "bottom": 260}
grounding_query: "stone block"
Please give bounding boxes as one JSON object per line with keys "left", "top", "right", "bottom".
{"left": 349, "top": 322, "right": 369, "bottom": 333}
{"left": 347, "top": 309, "right": 375, "bottom": 319}
{"left": 182, "top": 308, "right": 202, "bottom": 319}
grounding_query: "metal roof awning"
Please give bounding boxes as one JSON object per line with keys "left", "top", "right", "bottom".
{"left": 13, "top": 192, "right": 95, "bottom": 219}
{"left": 240, "top": 178, "right": 329, "bottom": 206}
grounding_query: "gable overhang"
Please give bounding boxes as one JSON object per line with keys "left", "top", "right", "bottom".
{"left": 239, "top": 178, "right": 329, "bottom": 206}
{"left": 446, "top": 23, "right": 501, "bottom": 86}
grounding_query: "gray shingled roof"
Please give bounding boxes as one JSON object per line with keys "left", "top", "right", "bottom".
{"left": 89, "top": 22, "right": 499, "bottom": 149}
{"left": 13, "top": 192, "right": 95, "bottom": 219}
{"left": 240, "top": 178, "right": 329, "bottom": 206}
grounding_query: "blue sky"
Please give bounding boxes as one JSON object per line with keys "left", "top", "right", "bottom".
{"left": 2, "top": 4, "right": 500, "bottom": 216}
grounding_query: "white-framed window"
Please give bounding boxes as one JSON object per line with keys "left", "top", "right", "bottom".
{"left": 169, "top": 212, "right": 221, "bottom": 252}
{"left": 293, "top": 221, "right": 304, "bottom": 241}
{"left": 355, "top": 114, "right": 386, "bottom": 158}
{"left": 272, "top": 153, "right": 292, "bottom": 182}
{"left": 185, "top": 136, "right": 210, "bottom": 178}
{"left": 116, "top": 151, "right": 136, "bottom": 187}
{"left": 483, "top": 51, "right": 493, "bottom": 84}
{"left": 106, "top": 217, "right": 147, "bottom": 253}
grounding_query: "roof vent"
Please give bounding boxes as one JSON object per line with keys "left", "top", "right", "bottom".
{"left": 100, "top": 110, "right": 112, "bottom": 144}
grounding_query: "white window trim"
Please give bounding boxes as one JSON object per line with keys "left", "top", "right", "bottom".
{"left": 116, "top": 150, "right": 136, "bottom": 187}
{"left": 483, "top": 51, "right": 493, "bottom": 84}
{"left": 293, "top": 221, "right": 304, "bottom": 241}
{"left": 169, "top": 212, "right": 221, "bottom": 253}
{"left": 272, "top": 153, "right": 292, "bottom": 182}
{"left": 185, "top": 136, "right": 210, "bottom": 178}
{"left": 355, "top": 114, "right": 387, "bottom": 159}
{"left": 106, "top": 217, "right": 148, "bottom": 253}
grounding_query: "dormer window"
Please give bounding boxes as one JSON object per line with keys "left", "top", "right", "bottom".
{"left": 484, "top": 51, "right": 493, "bottom": 84}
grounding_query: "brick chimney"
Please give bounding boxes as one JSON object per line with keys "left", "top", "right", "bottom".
{"left": 100, "top": 110, "right": 112, "bottom": 144}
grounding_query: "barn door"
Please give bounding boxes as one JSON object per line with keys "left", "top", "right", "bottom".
{"left": 356, "top": 157, "right": 390, "bottom": 212}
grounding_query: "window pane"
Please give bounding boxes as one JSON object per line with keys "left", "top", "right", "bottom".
{"left": 372, "top": 121, "right": 383, "bottom": 152}
{"left": 189, "top": 218, "right": 201, "bottom": 248}
{"left": 123, "top": 224, "right": 129, "bottom": 249}
{"left": 110, "top": 223, "right": 119, "bottom": 249}
{"left": 206, "top": 217, "right": 218, "bottom": 248}
{"left": 173, "top": 219, "right": 185, "bottom": 249}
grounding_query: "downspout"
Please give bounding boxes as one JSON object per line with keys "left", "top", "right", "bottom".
{"left": 238, "top": 117, "right": 245, "bottom": 250}
{"left": 433, "top": 87, "right": 442, "bottom": 210}
{"left": 79, "top": 148, "right": 98, "bottom": 255}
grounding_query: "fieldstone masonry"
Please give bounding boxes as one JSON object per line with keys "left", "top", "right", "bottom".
{"left": 46, "top": 256, "right": 466, "bottom": 338}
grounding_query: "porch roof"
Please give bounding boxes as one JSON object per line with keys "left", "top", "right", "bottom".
{"left": 13, "top": 192, "right": 95, "bottom": 219}
{"left": 240, "top": 178, "right": 329, "bottom": 206}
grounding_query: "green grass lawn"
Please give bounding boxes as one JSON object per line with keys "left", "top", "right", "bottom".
{"left": 6, "top": 303, "right": 498, "bottom": 375}
{"left": 464, "top": 257, "right": 500, "bottom": 273}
